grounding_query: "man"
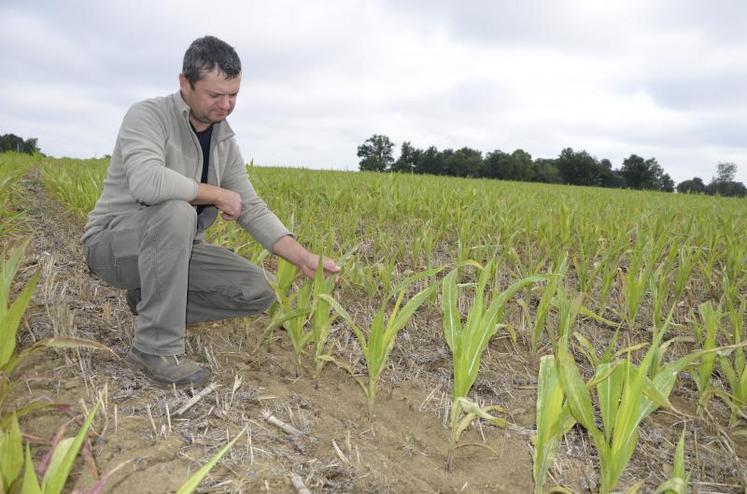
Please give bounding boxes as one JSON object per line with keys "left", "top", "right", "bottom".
{"left": 82, "top": 35, "right": 339, "bottom": 387}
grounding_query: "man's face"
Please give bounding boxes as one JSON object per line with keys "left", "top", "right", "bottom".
{"left": 179, "top": 69, "right": 241, "bottom": 129}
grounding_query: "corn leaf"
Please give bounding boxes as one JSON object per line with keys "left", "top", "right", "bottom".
{"left": 42, "top": 403, "right": 98, "bottom": 494}
{"left": 22, "top": 443, "right": 42, "bottom": 494}
{"left": 5, "top": 337, "right": 113, "bottom": 376}
{"left": 176, "top": 428, "right": 246, "bottom": 494}
{"left": 533, "top": 355, "right": 568, "bottom": 494}
{"left": 596, "top": 361, "right": 624, "bottom": 444}
{"left": 441, "top": 270, "right": 461, "bottom": 353}
{"left": 0, "top": 412, "right": 23, "bottom": 491}
{"left": 0, "top": 271, "right": 39, "bottom": 369}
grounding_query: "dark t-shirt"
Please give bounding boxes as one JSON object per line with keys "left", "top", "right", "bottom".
{"left": 191, "top": 123, "right": 213, "bottom": 213}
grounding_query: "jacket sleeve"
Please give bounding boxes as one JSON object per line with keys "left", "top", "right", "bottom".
{"left": 221, "top": 141, "right": 292, "bottom": 251}
{"left": 118, "top": 102, "right": 198, "bottom": 205}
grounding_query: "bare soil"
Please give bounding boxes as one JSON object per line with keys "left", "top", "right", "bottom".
{"left": 10, "top": 178, "right": 747, "bottom": 493}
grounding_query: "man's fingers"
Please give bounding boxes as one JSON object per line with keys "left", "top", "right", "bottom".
{"left": 323, "top": 257, "right": 341, "bottom": 273}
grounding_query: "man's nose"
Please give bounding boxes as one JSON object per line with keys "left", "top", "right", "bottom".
{"left": 219, "top": 96, "right": 232, "bottom": 110}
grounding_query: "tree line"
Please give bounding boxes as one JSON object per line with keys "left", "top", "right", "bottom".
{"left": 357, "top": 134, "right": 746, "bottom": 197}
{"left": 0, "top": 134, "right": 39, "bottom": 155}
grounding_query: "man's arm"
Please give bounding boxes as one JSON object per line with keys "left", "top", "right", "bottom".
{"left": 119, "top": 102, "right": 199, "bottom": 205}
{"left": 191, "top": 183, "right": 241, "bottom": 220}
{"left": 195, "top": 182, "right": 340, "bottom": 278}
{"left": 272, "top": 235, "right": 340, "bottom": 278}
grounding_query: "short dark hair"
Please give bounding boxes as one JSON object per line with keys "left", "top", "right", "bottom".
{"left": 182, "top": 35, "right": 241, "bottom": 88}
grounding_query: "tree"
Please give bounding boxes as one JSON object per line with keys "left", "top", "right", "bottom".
{"left": 676, "top": 177, "right": 705, "bottom": 194}
{"left": 509, "top": 149, "right": 535, "bottom": 181}
{"left": 413, "top": 146, "right": 444, "bottom": 175}
{"left": 483, "top": 150, "right": 512, "bottom": 179}
{"left": 390, "top": 141, "right": 421, "bottom": 173}
{"left": 706, "top": 162, "right": 746, "bottom": 197}
{"left": 444, "top": 147, "right": 482, "bottom": 177}
{"left": 659, "top": 173, "right": 675, "bottom": 192}
{"left": 555, "top": 148, "right": 608, "bottom": 186}
{"left": 715, "top": 162, "right": 737, "bottom": 183}
{"left": 707, "top": 180, "right": 747, "bottom": 197}
{"left": 620, "top": 154, "right": 666, "bottom": 190}
{"left": 532, "top": 158, "right": 560, "bottom": 183}
{"left": 0, "top": 134, "right": 39, "bottom": 154}
{"left": 357, "top": 134, "right": 394, "bottom": 172}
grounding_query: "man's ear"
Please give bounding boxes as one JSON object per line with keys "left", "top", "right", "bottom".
{"left": 178, "top": 73, "right": 191, "bottom": 92}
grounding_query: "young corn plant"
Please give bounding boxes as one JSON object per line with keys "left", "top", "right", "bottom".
{"left": 260, "top": 257, "right": 310, "bottom": 353}
{"left": 309, "top": 256, "right": 337, "bottom": 377}
{"left": 672, "top": 244, "right": 697, "bottom": 304}
{"left": 532, "top": 355, "right": 576, "bottom": 494}
{"left": 282, "top": 280, "right": 314, "bottom": 375}
{"left": 321, "top": 268, "right": 439, "bottom": 418}
{"left": 21, "top": 403, "right": 100, "bottom": 494}
{"left": 555, "top": 325, "right": 668, "bottom": 493}
{"left": 619, "top": 245, "right": 651, "bottom": 330}
{"left": 653, "top": 428, "right": 690, "bottom": 494}
{"left": 532, "top": 285, "right": 585, "bottom": 493}
{"left": 556, "top": 299, "right": 744, "bottom": 494}
{"left": 528, "top": 254, "right": 567, "bottom": 355}
{"left": 442, "top": 261, "right": 544, "bottom": 472}
{"left": 711, "top": 301, "right": 747, "bottom": 425}
{"left": 693, "top": 302, "right": 720, "bottom": 405}
{"left": 1, "top": 241, "right": 111, "bottom": 424}
{"left": 176, "top": 428, "right": 246, "bottom": 494}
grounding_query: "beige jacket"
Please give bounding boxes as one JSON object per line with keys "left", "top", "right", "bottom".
{"left": 82, "top": 91, "right": 290, "bottom": 250}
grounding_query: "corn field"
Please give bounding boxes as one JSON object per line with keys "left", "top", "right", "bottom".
{"left": 3, "top": 151, "right": 747, "bottom": 493}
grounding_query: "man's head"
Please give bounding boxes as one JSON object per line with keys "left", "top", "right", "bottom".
{"left": 179, "top": 36, "right": 242, "bottom": 130}
{"left": 182, "top": 35, "right": 241, "bottom": 88}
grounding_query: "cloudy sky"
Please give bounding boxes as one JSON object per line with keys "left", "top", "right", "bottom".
{"left": 3, "top": 0, "right": 747, "bottom": 184}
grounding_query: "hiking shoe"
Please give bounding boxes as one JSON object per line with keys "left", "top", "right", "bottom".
{"left": 125, "top": 347, "right": 211, "bottom": 387}
{"left": 125, "top": 289, "right": 140, "bottom": 315}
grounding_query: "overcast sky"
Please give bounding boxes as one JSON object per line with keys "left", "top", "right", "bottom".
{"left": 3, "top": 0, "right": 747, "bottom": 184}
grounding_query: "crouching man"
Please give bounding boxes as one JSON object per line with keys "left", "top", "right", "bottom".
{"left": 82, "top": 35, "right": 339, "bottom": 386}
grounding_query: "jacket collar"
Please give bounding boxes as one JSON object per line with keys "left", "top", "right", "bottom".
{"left": 171, "top": 91, "right": 235, "bottom": 142}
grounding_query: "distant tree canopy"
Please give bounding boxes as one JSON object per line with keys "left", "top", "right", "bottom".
{"left": 676, "top": 177, "right": 706, "bottom": 194}
{"left": 676, "top": 162, "right": 747, "bottom": 198}
{"left": 357, "top": 134, "right": 394, "bottom": 172}
{"left": 0, "top": 134, "right": 39, "bottom": 154}
{"left": 357, "top": 134, "right": 684, "bottom": 193}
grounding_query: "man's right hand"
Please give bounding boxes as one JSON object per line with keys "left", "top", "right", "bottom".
{"left": 192, "top": 183, "right": 242, "bottom": 220}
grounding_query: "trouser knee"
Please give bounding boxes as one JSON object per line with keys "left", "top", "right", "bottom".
{"left": 255, "top": 283, "right": 276, "bottom": 312}
{"left": 147, "top": 200, "right": 197, "bottom": 238}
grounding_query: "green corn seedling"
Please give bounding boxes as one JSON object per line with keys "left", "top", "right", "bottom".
{"left": 442, "top": 261, "right": 544, "bottom": 471}
{"left": 620, "top": 245, "right": 651, "bottom": 330}
{"left": 556, "top": 301, "right": 745, "bottom": 494}
{"left": 529, "top": 254, "right": 567, "bottom": 354}
{"left": 654, "top": 428, "right": 690, "bottom": 494}
{"left": 694, "top": 302, "right": 720, "bottom": 404}
{"left": 712, "top": 300, "right": 747, "bottom": 425}
{"left": 260, "top": 257, "right": 310, "bottom": 351}
{"left": 532, "top": 355, "right": 576, "bottom": 494}
{"left": 0, "top": 241, "right": 112, "bottom": 425}
{"left": 22, "top": 403, "right": 100, "bottom": 494}
{"left": 673, "top": 245, "right": 697, "bottom": 303}
{"left": 310, "top": 255, "right": 337, "bottom": 377}
{"left": 321, "top": 268, "right": 439, "bottom": 417}
{"left": 176, "top": 428, "right": 246, "bottom": 494}
{"left": 282, "top": 280, "right": 314, "bottom": 375}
